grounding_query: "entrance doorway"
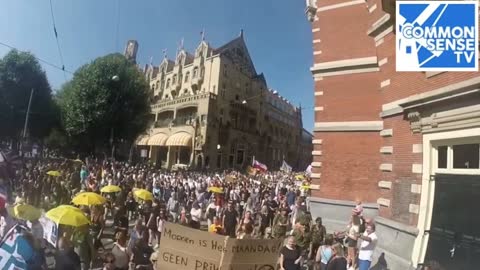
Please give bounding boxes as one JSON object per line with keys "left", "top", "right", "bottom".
{"left": 423, "top": 174, "right": 480, "bottom": 269}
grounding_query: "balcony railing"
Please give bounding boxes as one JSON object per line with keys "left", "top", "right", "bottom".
{"left": 153, "top": 115, "right": 197, "bottom": 129}
{"left": 154, "top": 119, "right": 173, "bottom": 128}
{"left": 151, "top": 92, "right": 216, "bottom": 110}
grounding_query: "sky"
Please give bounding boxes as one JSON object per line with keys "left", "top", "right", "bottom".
{"left": 0, "top": 0, "right": 314, "bottom": 131}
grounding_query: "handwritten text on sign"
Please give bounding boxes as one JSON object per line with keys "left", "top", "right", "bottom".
{"left": 157, "top": 222, "right": 227, "bottom": 270}
{"left": 156, "top": 223, "right": 282, "bottom": 270}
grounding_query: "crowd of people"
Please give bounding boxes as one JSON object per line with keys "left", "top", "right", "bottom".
{"left": 0, "top": 156, "right": 446, "bottom": 270}
{"left": 0, "top": 155, "right": 436, "bottom": 270}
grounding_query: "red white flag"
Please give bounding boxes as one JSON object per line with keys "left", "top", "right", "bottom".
{"left": 252, "top": 158, "right": 268, "bottom": 172}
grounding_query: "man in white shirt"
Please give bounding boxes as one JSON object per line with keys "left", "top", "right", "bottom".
{"left": 358, "top": 223, "right": 378, "bottom": 270}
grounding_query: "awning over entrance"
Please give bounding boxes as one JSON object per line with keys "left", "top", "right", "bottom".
{"left": 166, "top": 132, "right": 192, "bottom": 147}
{"left": 148, "top": 133, "right": 168, "bottom": 146}
{"left": 136, "top": 135, "right": 149, "bottom": 146}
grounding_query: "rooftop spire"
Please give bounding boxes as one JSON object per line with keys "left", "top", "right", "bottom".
{"left": 239, "top": 29, "right": 244, "bottom": 38}
{"left": 200, "top": 28, "right": 206, "bottom": 41}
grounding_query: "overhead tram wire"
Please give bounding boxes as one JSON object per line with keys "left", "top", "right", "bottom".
{"left": 114, "top": 0, "right": 120, "bottom": 52}
{"left": 0, "top": 41, "right": 73, "bottom": 75}
{"left": 49, "top": 0, "right": 68, "bottom": 81}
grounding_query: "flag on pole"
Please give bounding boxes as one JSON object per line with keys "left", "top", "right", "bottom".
{"left": 280, "top": 160, "right": 292, "bottom": 173}
{"left": 252, "top": 157, "right": 267, "bottom": 172}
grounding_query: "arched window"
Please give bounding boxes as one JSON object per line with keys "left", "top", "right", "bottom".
{"left": 171, "top": 90, "right": 177, "bottom": 98}
{"left": 185, "top": 72, "right": 190, "bottom": 82}
{"left": 173, "top": 75, "right": 177, "bottom": 84}
{"left": 166, "top": 78, "right": 171, "bottom": 88}
{"left": 193, "top": 67, "right": 199, "bottom": 78}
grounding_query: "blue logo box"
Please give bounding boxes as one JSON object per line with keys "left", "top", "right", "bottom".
{"left": 396, "top": 1, "right": 479, "bottom": 72}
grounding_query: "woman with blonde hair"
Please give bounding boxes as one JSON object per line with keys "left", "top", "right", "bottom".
{"left": 326, "top": 243, "right": 347, "bottom": 270}
{"left": 345, "top": 214, "right": 360, "bottom": 269}
{"left": 279, "top": 236, "right": 302, "bottom": 270}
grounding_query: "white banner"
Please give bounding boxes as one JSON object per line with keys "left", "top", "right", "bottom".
{"left": 32, "top": 215, "right": 58, "bottom": 247}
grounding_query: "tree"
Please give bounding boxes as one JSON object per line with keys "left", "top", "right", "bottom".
{"left": 0, "top": 50, "right": 58, "bottom": 143}
{"left": 56, "top": 53, "right": 150, "bottom": 154}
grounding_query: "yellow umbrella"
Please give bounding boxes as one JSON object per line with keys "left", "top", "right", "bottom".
{"left": 208, "top": 187, "right": 224, "bottom": 194}
{"left": 295, "top": 174, "right": 305, "bottom": 180}
{"left": 72, "top": 159, "right": 84, "bottom": 164}
{"left": 47, "top": 170, "right": 61, "bottom": 177}
{"left": 133, "top": 189, "right": 153, "bottom": 201}
{"left": 72, "top": 192, "right": 106, "bottom": 206}
{"left": 7, "top": 204, "right": 41, "bottom": 221}
{"left": 46, "top": 205, "right": 89, "bottom": 227}
{"left": 100, "top": 185, "right": 122, "bottom": 193}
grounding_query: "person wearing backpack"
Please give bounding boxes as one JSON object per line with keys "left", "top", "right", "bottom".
{"left": 315, "top": 234, "right": 334, "bottom": 270}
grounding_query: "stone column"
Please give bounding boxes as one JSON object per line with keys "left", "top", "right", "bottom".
{"left": 166, "top": 146, "right": 171, "bottom": 169}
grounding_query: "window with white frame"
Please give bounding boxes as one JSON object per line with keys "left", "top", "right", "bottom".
{"left": 433, "top": 138, "right": 480, "bottom": 174}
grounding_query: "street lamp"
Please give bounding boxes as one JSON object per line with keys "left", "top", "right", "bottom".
{"left": 217, "top": 144, "right": 221, "bottom": 150}
{"left": 110, "top": 75, "right": 120, "bottom": 160}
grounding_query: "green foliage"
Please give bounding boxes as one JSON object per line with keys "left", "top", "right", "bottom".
{"left": 44, "top": 128, "right": 69, "bottom": 150}
{"left": 56, "top": 53, "right": 150, "bottom": 152}
{"left": 0, "top": 50, "right": 58, "bottom": 140}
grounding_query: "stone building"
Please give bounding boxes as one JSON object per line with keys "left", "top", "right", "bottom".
{"left": 133, "top": 32, "right": 309, "bottom": 170}
{"left": 306, "top": 0, "right": 480, "bottom": 269}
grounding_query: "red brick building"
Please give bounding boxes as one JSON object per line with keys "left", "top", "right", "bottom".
{"left": 305, "top": 1, "right": 480, "bottom": 269}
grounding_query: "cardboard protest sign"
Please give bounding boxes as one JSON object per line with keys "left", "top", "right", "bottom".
{"left": 156, "top": 223, "right": 283, "bottom": 270}
{"left": 156, "top": 222, "right": 228, "bottom": 270}
{"left": 220, "top": 238, "right": 283, "bottom": 270}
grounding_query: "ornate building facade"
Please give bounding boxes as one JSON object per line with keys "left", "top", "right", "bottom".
{"left": 132, "top": 33, "right": 311, "bottom": 170}
{"left": 306, "top": 1, "right": 480, "bottom": 269}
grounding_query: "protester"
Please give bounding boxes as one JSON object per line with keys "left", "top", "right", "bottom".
{"left": 128, "top": 219, "right": 145, "bottom": 253}
{"left": 358, "top": 223, "right": 378, "bottom": 270}
{"left": 111, "top": 231, "right": 130, "bottom": 270}
{"left": 326, "top": 243, "right": 347, "bottom": 270}
{"left": 272, "top": 207, "right": 289, "bottom": 239}
{"left": 73, "top": 224, "right": 95, "bottom": 270}
{"left": 131, "top": 235, "right": 154, "bottom": 270}
{"left": 346, "top": 214, "right": 361, "bottom": 270}
{"left": 189, "top": 201, "right": 202, "bottom": 229}
{"left": 222, "top": 201, "right": 239, "bottom": 238}
{"left": 113, "top": 206, "right": 129, "bottom": 235}
{"left": 55, "top": 236, "right": 81, "bottom": 270}
{"left": 90, "top": 205, "right": 105, "bottom": 252}
{"left": 310, "top": 217, "right": 326, "bottom": 260}
{"left": 315, "top": 234, "right": 334, "bottom": 270}
{"left": 156, "top": 209, "right": 167, "bottom": 247}
{"left": 279, "top": 236, "right": 302, "bottom": 270}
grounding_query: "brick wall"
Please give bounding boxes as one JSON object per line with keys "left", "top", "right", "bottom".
{"left": 315, "top": 5, "right": 376, "bottom": 63}
{"left": 316, "top": 72, "right": 380, "bottom": 121}
{"left": 311, "top": 0, "right": 382, "bottom": 204}
{"left": 312, "top": 132, "right": 382, "bottom": 203}
{"left": 380, "top": 114, "right": 422, "bottom": 225}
